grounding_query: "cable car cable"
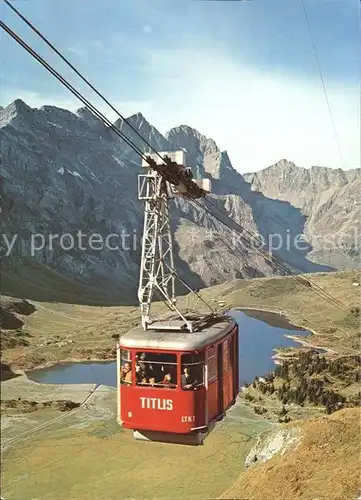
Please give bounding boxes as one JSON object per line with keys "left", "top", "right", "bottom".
{"left": 190, "top": 198, "right": 348, "bottom": 312}
{"left": 0, "top": 20, "right": 215, "bottom": 314}
{"left": 6, "top": 0, "right": 345, "bottom": 186}
{"left": 3, "top": 0, "right": 173, "bottom": 168}
{"left": 300, "top": 0, "right": 344, "bottom": 169}
{"left": 1, "top": 5, "right": 326, "bottom": 282}
{"left": 5, "top": 0, "right": 346, "bottom": 273}
{"left": 1, "top": 19, "right": 348, "bottom": 314}
{"left": 202, "top": 197, "right": 348, "bottom": 311}
{"left": 0, "top": 22, "right": 147, "bottom": 158}
{"left": 203, "top": 197, "right": 334, "bottom": 286}
{"left": 200, "top": 197, "right": 348, "bottom": 311}
{"left": 163, "top": 262, "right": 215, "bottom": 314}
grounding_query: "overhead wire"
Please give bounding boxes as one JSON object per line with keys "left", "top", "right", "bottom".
{"left": 300, "top": 0, "right": 344, "bottom": 169}
{"left": 0, "top": 23, "right": 147, "bottom": 157}
{"left": 2, "top": 0, "right": 171, "bottom": 168}
{"left": 2, "top": 4, "right": 354, "bottom": 458}
{"left": 185, "top": 199, "right": 261, "bottom": 273}
{"left": 192, "top": 197, "right": 349, "bottom": 311}
{"left": 0, "top": 2, "right": 308, "bottom": 270}
{"left": 205, "top": 197, "right": 349, "bottom": 311}
{"left": 0, "top": 19, "right": 156, "bottom": 197}
{"left": 0, "top": 17, "right": 215, "bottom": 314}
{"left": 1, "top": 9, "right": 349, "bottom": 315}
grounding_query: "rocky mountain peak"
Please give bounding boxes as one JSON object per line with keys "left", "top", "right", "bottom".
{"left": 245, "top": 159, "right": 296, "bottom": 178}
{"left": 269, "top": 158, "right": 296, "bottom": 168}
{"left": 9, "top": 98, "right": 30, "bottom": 113}
{"left": 1, "top": 96, "right": 358, "bottom": 299}
{"left": 167, "top": 125, "right": 220, "bottom": 158}
{"left": 271, "top": 159, "right": 297, "bottom": 170}
{"left": 112, "top": 112, "right": 170, "bottom": 157}
{"left": 127, "top": 111, "right": 148, "bottom": 125}
{"left": 243, "top": 161, "right": 360, "bottom": 268}
{"left": 76, "top": 106, "right": 106, "bottom": 130}
{"left": 167, "top": 125, "right": 221, "bottom": 177}
{"left": 40, "top": 104, "right": 79, "bottom": 123}
{"left": 166, "top": 125, "right": 246, "bottom": 192}
{"left": 120, "top": 112, "right": 156, "bottom": 133}
{"left": 0, "top": 99, "right": 32, "bottom": 128}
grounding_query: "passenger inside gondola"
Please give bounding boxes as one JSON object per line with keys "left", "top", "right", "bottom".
{"left": 121, "top": 362, "right": 132, "bottom": 384}
{"left": 180, "top": 352, "right": 204, "bottom": 389}
{"left": 145, "top": 363, "right": 156, "bottom": 381}
{"left": 135, "top": 352, "right": 178, "bottom": 387}
{"left": 136, "top": 363, "right": 146, "bottom": 384}
{"left": 181, "top": 366, "right": 197, "bottom": 389}
{"left": 161, "top": 372, "right": 176, "bottom": 388}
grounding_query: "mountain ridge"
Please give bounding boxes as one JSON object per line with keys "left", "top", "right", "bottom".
{"left": 1, "top": 99, "right": 358, "bottom": 304}
{"left": 244, "top": 159, "right": 360, "bottom": 269}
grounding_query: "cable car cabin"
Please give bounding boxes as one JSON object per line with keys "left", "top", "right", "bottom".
{"left": 116, "top": 316, "right": 239, "bottom": 445}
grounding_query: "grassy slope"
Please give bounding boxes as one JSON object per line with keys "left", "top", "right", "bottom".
{"left": 1, "top": 270, "right": 360, "bottom": 499}
{"left": 1, "top": 260, "right": 130, "bottom": 305}
{"left": 220, "top": 408, "right": 361, "bottom": 500}
{"left": 2, "top": 397, "right": 360, "bottom": 499}
{"left": 2, "top": 402, "right": 272, "bottom": 500}
{"left": 199, "top": 269, "right": 361, "bottom": 354}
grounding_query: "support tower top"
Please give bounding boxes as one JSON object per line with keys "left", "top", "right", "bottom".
{"left": 137, "top": 151, "right": 211, "bottom": 332}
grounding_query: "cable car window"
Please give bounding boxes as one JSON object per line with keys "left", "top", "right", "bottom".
{"left": 120, "top": 349, "right": 132, "bottom": 385}
{"left": 135, "top": 352, "right": 177, "bottom": 388}
{"left": 207, "top": 346, "right": 217, "bottom": 383}
{"left": 181, "top": 353, "right": 204, "bottom": 390}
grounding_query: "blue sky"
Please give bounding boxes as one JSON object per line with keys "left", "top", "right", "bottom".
{"left": 1, "top": 0, "right": 359, "bottom": 172}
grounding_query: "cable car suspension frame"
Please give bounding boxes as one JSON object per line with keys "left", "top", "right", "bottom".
{"left": 138, "top": 152, "right": 214, "bottom": 332}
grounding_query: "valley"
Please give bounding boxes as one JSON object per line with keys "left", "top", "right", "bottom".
{"left": 1, "top": 0, "right": 359, "bottom": 496}
{"left": 1, "top": 100, "right": 360, "bottom": 500}
{"left": 1, "top": 270, "right": 360, "bottom": 500}
{"left": 2, "top": 100, "right": 359, "bottom": 306}
{"left": 1, "top": 270, "right": 360, "bottom": 372}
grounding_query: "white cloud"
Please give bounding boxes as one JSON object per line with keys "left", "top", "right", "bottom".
{"left": 67, "top": 45, "right": 89, "bottom": 58}
{"left": 138, "top": 48, "right": 360, "bottom": 172}
{"left": 88, "top": 40, "right": 104, "bottom": 51}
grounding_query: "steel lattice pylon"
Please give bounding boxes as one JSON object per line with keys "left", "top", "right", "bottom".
{"left": 138, "top": 169, "right": 193, "bottom": 331}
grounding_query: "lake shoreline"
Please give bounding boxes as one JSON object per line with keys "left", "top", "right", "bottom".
{"left": 7, "top": 307, "right": 333, "bottom": 385}
{"left": 24, "top": 309, "right": 313, "bottom": 388}
{"left": 235, "top": 307, "right": 309, "bottom": 332}
{"left": 24, "top": 356, "right": 117, "bottom": 377}
{"left": 24, "top": 308, "right": 310, "bottom": 376}
{"left": 236, "top": 306, "right": 335, "bottom": 357}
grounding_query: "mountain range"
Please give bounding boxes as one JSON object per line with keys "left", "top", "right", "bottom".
{"left": 1, "top": 99, "right": 359, "bottom": 305}
{"left": 244, "top": 161, "right": 360, "bottom": 269}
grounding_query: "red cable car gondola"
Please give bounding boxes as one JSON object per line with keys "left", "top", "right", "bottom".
{"left": 117, "top": 315, "right": 239, "bottom": 445}
{"left": 117, "top": 151, "right": 239, "bottom": 445}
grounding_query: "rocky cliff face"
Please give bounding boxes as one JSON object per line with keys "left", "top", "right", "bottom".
{"left": 1, "top": 100, "right": 144, "bottom": 303}
{"left": 0, "top": 100, "right": 342, "bottom": 304}
{"left": 244, "top": 160, "right": 361, "bottom": 268}
{"left": 167, "top": 125, "right": 247, "bottom": 195}
{"left": 114, "top": 112, "right": 172, "bottom": 160}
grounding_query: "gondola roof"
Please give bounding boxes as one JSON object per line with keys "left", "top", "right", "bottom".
{"left": 119, "top": 315, "right": 235, "bottom": 351}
